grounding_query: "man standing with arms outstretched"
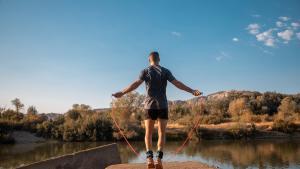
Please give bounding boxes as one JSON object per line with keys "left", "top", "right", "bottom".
{"left": 112, "top": 51, "right": 201, "bottom": 169}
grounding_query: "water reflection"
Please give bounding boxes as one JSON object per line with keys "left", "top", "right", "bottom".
{"left": 0, "top": 140, "right": 300, "bottom": 169}
{"left": 180, "top": 140, "right": 300, "bottom": 169}
{"left": 0, "top": 142, "right": 109, "bottom": 169}
{"left": 119, "top": 140, "right": 300, "bottom": 169}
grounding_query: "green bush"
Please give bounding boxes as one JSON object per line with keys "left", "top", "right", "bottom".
{"left": 200, "top": 114, "right": 224, "bottom": 124}
{"left": 229, "top": 123, "right": 256, "bottom": 139}
{"left": 272, "top": 119, "right": 297, "bottom": 133}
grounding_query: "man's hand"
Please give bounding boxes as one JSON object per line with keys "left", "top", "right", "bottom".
{"left": 112, "top": 92, "right": 124, "bottom": 98}
{"left": 171, "top": 80, "right": 203, "bottom": 96}
{"left": 192, "top": 90, "right": 202, "bottom": 96}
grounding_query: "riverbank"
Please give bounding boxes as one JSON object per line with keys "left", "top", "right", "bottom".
{"left": 197, "top": 121, "right": 300, "bottom": 139}
{"left": 158, "top": 121, "right": 300, "bottom": 140}
{"left": 2, "top": 121, "right": 300, "bottom": 145}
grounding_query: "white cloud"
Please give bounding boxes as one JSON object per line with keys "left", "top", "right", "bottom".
{"left": 216, "top": 51, "right": 229, "bottom": 61}
{"left": 276, "top": 21, "right": 284, "bottom": 27}
{"left": 171, "top": 31, "right": 181, "bottom": 37}
{"left": 297, "top": 32, "right": 300, "bottom": 40}
{"left": 246, "top": 16, "right": 300, "bottom": 48}
{"left": 291, "top": 22, "right": 300, "bottom": 29}
{"left": 232, "top": 37, "right": 239, "bottom": 42}
{"left": 256, "top": 29, "right": 275, "bottom": 47}
{"left": 265, "top": 38, "right": 275, "bottom": 46}
{"left": 278, "top": 16, "right": 290, "bottom": 21}
{"left": 246, "top": 23, "right": 260, "bottom": 35}
{"left": 277, "top": 29, "right": 294, "bottom": 42}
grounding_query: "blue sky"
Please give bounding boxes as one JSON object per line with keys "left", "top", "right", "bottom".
{"left": 1, "top": 0, "right": 300, "bottom": 113}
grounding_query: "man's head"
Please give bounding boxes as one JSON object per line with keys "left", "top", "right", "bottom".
{"left": 148, "top": 51, "right": 160, "bottom": 65}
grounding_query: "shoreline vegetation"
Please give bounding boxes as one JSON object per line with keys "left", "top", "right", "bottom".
{"left": 1, "top": 90, "right": 300, "bottom": 144}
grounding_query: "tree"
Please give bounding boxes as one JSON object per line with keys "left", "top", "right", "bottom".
{"left": 11, "top": 98, "right": 24, "bottom": 113}
{"left": 72, "top": 104, "right": 91, "bottom": 111}
{"left": 273, "top": 97, "right": 298, "bottom": 133}
{"left": 229, "top": 98, "right": 253, "bottom": 122}
{"left": 27, "top": 106, "right": 38, "bottom": 115}
{"left": 111, "top": 92, "right": 145, "bottom": 139}
{"left": 66, "top": 109, "right": 81, "bottom": 121}
{"left": 111, "top": 92, "right": 145, "bottom": 123}
{"left": 0, "top": 107, "right": 5, "bottom": 114}
{"left": 275, "top": 97, "right": 297, "bottom": 121}
{"left": 0, "top": 107, "right": 5, "bottom": 119}
{"left": 25, "top": 106, "right": 41, "bottom": 124}
{"left": 278, "top": 97, "right": 297, "bottom": 114}
{"left": 1, "top": 109, "right": 24, "bottom": 121}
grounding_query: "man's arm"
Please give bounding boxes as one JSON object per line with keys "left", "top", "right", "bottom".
{"left": 171, "top": 79, "right": 202, "bottom": 96}
{"left": 112, "top": 80, "right": 143, "bottom": 98}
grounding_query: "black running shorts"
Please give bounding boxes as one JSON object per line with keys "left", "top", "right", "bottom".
{"left": 144, "top": 109, "right": 168, "bottom": 120}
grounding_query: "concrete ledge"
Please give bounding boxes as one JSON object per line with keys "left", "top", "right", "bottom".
{"left": 106, "top": 161, "right": 216, "bottom": 169}
{"left": 17, "top": 143, "right": 121, "bottom": 169}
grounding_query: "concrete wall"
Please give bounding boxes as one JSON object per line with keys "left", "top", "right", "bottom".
{"left": 17, "top": 143, "right": 121, "bottom": 169}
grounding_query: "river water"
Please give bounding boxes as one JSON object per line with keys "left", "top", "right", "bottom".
{"left": 0, "top": 139, "right": 299, "bottom": 169}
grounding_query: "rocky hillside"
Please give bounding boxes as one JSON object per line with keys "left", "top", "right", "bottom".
{"left": 172, "top": 90, "right": 297, "bottom": 105}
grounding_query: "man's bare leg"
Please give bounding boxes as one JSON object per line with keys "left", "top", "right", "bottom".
{"left": 155, "top": 118, "right": 168, "bottom": 169}
{"left": 144, "top": 119, "right": 155, "bottom": 169}
{"left": 157, "top": 118, "right": 167, "bottom": 151}
{"left": 145, "top": 119, "right": 155, "bottom": 150}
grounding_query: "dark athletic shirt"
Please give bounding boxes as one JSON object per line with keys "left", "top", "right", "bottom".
{"left": 139, "top": 65, "right": 176, "bottom": 109}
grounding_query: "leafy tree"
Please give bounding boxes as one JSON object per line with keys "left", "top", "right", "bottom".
{"left": 272, "top": 97, "right": 298, "bottom": 133}
{"left": 278, "top": 97, "right": 297, "bottom": 114}
{"left": 111, "top": 92, "right": 145, "bottom": 139}
{"left": 0, "top": 107, "right": 5, "bottom": 114}
{"left": 72, "top": 104, "right": 91, "bottom": 111}
{"left": 11, "top": 98, "right": 24, "bottom": 113}
{"left": 27, "top": 106, "right": 38, "bottom": 115}
{"left": 169, "top": 104, "right": 191, "bottom": 121}
{"left": 1, "top": 109, "right": 24, "bottom": 121}
{"left": 229, "top": 98, "right": 253, "bottom": 122}
{"left": 66, "top": 109, "right": 81, "bottom": 121}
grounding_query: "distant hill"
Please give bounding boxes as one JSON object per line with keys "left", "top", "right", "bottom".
{"left": 41, "top": 113, "right": 62, "bottom": 120}
{"left": 206, "top": 90, "right": 262, "bottom": 100}
{"left": 94, "top": 108, "right": 111, "bottom": 113}
{"left": 170, "top": 90, "right": 298, "bottom": 106}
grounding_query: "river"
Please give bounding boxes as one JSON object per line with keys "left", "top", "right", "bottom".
{"left": 0, "top": 139, "right": 300, "bottom": 169}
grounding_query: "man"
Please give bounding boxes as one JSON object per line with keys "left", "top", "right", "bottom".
{"left": 112, "top": 51, "right": 201, "bottom": 169}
